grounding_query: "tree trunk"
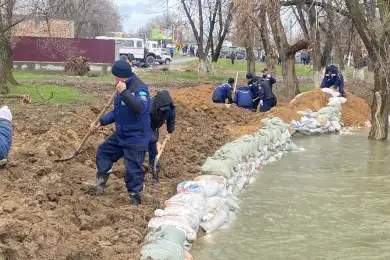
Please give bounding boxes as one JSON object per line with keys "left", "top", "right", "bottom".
{"left": 334, "top": 46, "right": 345, "bottom": 71}
{"left": 268, "top": 49, "right": 277, "bottom": 75}
{"left": 369, "top": 71, "right": 389, "bottom": 140}
{"left": 198, "top": 56, "right": 206, "bottom": 78}
{"left": 282, "top": 55, "right": 300, "bottom": 99}
{"left": 352, "top": 37, "right": 364, "bottom": 80}
{"left": 246, "top": 46, "right": 256, "bottom": 74}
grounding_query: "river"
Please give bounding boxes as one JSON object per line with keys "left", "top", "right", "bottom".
{"left": 191, "top": 131, "right": 390, "bottom": 260}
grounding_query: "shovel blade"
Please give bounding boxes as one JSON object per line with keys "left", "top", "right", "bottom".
{"left": 54, "top": 150, "right": 78, "bottom": 162}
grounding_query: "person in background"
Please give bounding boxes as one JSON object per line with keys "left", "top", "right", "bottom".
{"left": 169, "top": 46, "right": 174, "bottom": 58}
{"left": 261, "top": 68, "right": 276, "bottom": 90}
{"left": 120, "top": 55, "right": 132, "bottom": 66}
{"left": 230, "top": 51, "right": 236, "bottom": 65}
{"left": 89, "top": 59, "right": 151, "bottom": 206}
{"left": 301, "top": 49, "right": 308, "bottom": 65}
{"left": 233, "top": 85, "right": 254, "bottom": 110}
{"left": 212, "top": 78, "right": 234, "bottom": 104}
{"left": 246, "top": 72, "right": 261, "bottom": 111}
{"left": 149, "top": 90, "right": 176, "bottom": 184}
{"left": 321, "top": 65, "right": 346, "bottom": 97}
{"left": 0, "top": 106, "right": 12, "bottom": 161}
{"left": 259, "top": 81, "right": 277, "bottom": 112}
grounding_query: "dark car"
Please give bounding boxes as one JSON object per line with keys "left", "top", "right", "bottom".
{"left": 236, "top": 51, "right": 246, "bottom": 60}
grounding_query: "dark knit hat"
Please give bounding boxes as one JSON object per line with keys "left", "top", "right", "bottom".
{"left": 228, "top": 78, "right": 235, "bottom": 84}
{"left": 262, "top": 68, "right": 269, "bottom": 72}
{"left": 120, "top": 55, "right": 129, "bottom": 61}
{"left": 246, "top": 73, "right": 253, "bottom": 79}
{"left": 111, "top": 60, "right": 133, "bottom": 78}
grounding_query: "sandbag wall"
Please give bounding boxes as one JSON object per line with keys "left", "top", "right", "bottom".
{"left": 140, "top": 89, "right": 347, "bottom": 260}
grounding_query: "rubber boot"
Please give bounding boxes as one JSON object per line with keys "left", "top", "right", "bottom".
{"left": 151, "top": 172, "right": 159, "bottom": 185}
{"left": 87, "top": 173, "right": 109, "bottom": 196}
{"left": 130, "top": 193, "right": 141, "bottom": 206}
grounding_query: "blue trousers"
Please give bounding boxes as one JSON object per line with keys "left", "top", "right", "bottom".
{"left": 148, "top": 130, "right": 160, "bottom": 171}
{"left": 261, "top": 98, "right": 277, "bottom": 112}
{"left": 96, "top": 134, "right": 146, "bottom": 195}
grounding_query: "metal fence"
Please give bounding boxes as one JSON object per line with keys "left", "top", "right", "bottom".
{"left": 12, "top": 36, "right": 115, "bottom": 64}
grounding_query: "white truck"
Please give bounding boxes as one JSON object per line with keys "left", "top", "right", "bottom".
{"left": 96, "top": 36, "right": 162, "bottom": 65}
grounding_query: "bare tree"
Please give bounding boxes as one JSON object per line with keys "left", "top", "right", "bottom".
{"left": 266, "top": 0, "right": 309, "bottom": 99}
{"left": 344, "top": 0, "right": 390, "bottom": 140}
{"left": 0, "top": 0, "right": 39, "bottom": 93}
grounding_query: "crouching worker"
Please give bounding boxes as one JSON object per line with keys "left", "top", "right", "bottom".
{"left": 234, "top": 85, "right": 254, "bottom": 110}
{"left": 212, "top": 78, "right": 234, "bottom": 104}
{"left": 89, "top": 60, "right": 151, "bottom": 206}
{"left": 246, "top": 72, "right": 261, "bottom": 110}
{"left": 0, "top": 106, "right": 12, "bottom": 162}
{"left": 321, "top": 65, "right": 346, "bottom": 97}
{"left": 259, "top": 81, "right": 277, "bottom": 112}
{"left": 149, "top": 90, "right": 176, "bottom": 184}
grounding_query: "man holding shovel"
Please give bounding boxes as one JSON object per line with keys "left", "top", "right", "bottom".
{"left": 89, "top": 59, "right": 151, "bottom": 206}
{"left": 148, "top": 90, "right": 176, "bottom": 184}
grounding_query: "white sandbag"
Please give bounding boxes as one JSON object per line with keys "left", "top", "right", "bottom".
{"left": 309, "top": 112, "right": 319, "bottom": 118}
{"left": 317, "top": 106, "right": 334, "bottom": 116}
{"left": 321, "top": 88, "right": 340, "bottom": 97}
{"left": 309, "top": 128, "right": 323, "bottom": 134}
{"left": 321, "top": 121, "right": 331, "bottom": 129}
{"left": 200, "top": 205, "right": 230, "bottom": 234}
{"left": 297, "top": 130, "right": 311, "bottom": 135}
{"left": 202, "top": 196, "right": 227, "bottom": 221}
{"left": 270, "top": 117, "right": 286, "bottom": 127}
{"left": 328, "top": 126, "right": 336, "bottom": 132}
{"left": 327, "top": 98, "right": 343, "bottom": 108}
{"left": 232, "top": 175, "right": 247, "bottom": 196}
{"left": 148, "top": 215, "right": 198, "bottom": 241}
{"left": 164, "top": 192, "right": 206, "bottom": 218}
{"left": 330, "top": 120, "right": 342, "bottom": 131}
{"left": 329, "top": 96, "right": 347, "bottom": 104}
{"left": 226, "top": 197, "right": 240, "bottom": 211}
{"left": 178, "top": 178, "right": 227, "bottom": 197}
{"left": 307, "top": 121, "right": 319, "bottom": 129}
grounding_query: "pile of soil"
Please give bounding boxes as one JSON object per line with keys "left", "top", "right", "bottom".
{"left": 0, "top": 84, "right": 371, "bottom": 259}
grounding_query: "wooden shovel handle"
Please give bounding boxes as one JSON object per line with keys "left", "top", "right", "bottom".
{"left": 75, "top": 91, "right": 117, "bottom": 153}
{"left": 154, "top": 136, "right": 169, "bottom": 171}
{"left": 233, "top": 72, "right": 238, "bottom": 93}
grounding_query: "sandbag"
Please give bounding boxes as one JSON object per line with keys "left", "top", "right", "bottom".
{"left": 201, "top": 156, "right": 234, "bottom": 178}
{"left": 164, "top": 192, "right": 206, "bottom": 218}
{"left": 330, "top": 120, "right": 342, "bottom": 131}
{"left": 317, "top": 106, "right": 334, "bottom": 116}
{"left": 140, "top": 239, "right": 184, "bottom": 260}
{"left": 148, "top": 215, "right": 198, "bottom": 241}
{"left": 202, "top": 196, "right": 227, "bottom": 221}
{"left": 321, "top": 88, "right": 340, "bottom": 97}
{"left": 178, "top": 178, "right": 226, "bottom": 197}
{"left": 200, "top": 205, "right": 230, "bottom": 234}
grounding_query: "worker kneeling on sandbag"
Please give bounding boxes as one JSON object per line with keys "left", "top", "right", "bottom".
{"left": 234, "top": 85, "right": 254, "bottom": 110}
{"left": 212, "top": 78, "right": 234, "bottom": 104}
{"left": 321, "top": 65, "right": 346, "bottom": 97}
{"left": 259, "top": 81, "right": 277, "bottom": 112}
{"left": 149, "top": 90, "right": 176, "bottom": 184}
{"left": 0, "top": 106, "right": 12, "bottom": 161}
{"left": 246, "top": 72, "right": 261, "bottom": 110}
{"left": 89, "top": 60, "right": 151, "bottom": 206}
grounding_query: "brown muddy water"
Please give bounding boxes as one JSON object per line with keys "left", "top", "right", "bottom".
{"left": 192, "top": 131, "right": 390, "bottom": 260}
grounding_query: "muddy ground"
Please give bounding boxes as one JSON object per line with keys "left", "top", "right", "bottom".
{"left": 0, "top": 82, "right": 371, "bottom": 259}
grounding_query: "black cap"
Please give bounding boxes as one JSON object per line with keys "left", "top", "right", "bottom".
{"left": 228, "top": 78, "right": 235, "bottom": 84}
{"left": 111, "top": 60, "right": 133, "bottom": 78}
{"left": 262, "top": 68, "right": 269, "bottom": 72}
{"left": 120, "top": 55, "right": 129, "bottom": 60}
{"left": 246, "top": 73, "right": 253, "bottom": 79}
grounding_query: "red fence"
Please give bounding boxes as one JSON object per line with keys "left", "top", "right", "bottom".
{"left": 12, "top": 36, "right": 115, "bottom": 64}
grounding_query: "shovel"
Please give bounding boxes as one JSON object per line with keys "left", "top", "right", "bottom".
{"left": 55, "top": 90, "right": 117, "bottom": 162}
{"left": 153, "top": 135, "right": 170, "bottom": 178}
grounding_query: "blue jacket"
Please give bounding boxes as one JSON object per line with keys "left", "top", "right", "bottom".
{"left": 212, "top": 83, "right": 233, "bottom": 103}
{"left": 321, "top": 65, "right": 344, "bottom": 89}
{"left": 259, "top": 81, "right": 276, "bottom": 101}
{"left": 100, "top": 75, "right": 151, "bottom": 149}
{"left": 261, "top": 75, "right": 276, "bottom": 90}
{"left": 150, "top": 90, "right": 176, "bottom": 134}
{"left": 248, "top": 75, "right": 261, "bottom": 98}
{"left": 0, "top": 120, "right": 12, "bottom": 160}
{"left": 234, "top": 86, "right": 253, "bottom": 108}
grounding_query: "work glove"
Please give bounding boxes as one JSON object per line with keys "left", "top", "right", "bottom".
{"left": 260, "top": 100, "right": 263, "bottom": 106}
{"left": 267, "top": 74, "right": 271, "bottom": 78}
{"left": 0, "top": 106, "right": 12, "bottom": 122}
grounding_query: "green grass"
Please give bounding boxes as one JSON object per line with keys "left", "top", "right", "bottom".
{"left": 12, "top": 84, "right": 92, "bottom": 104}
{"left": 13, "top": 70, "right": 61, "bottom": 80}
{"left": 299, "top": 86, "right": 313, "bottom": 92}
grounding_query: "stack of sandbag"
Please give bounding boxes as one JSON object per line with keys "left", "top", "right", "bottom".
{"left": 140, "top": 116, "right": 298, "bottom": 259}
{"left": 290, "top": 88, "right": 347, "bottom": 135}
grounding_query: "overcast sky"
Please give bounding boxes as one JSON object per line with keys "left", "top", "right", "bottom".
{"left": 115, "top": 0, "right": 172, "bottom": 32}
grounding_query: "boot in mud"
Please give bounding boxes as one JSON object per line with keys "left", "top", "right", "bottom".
{"left": 151, "top": 173, "right": 159, "bottom": 185}
{"left": 130, "top": 193, "right": 141, "bottom": 206}
{"left": 87, "top": 173, "right": 109, "bottom": 196}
